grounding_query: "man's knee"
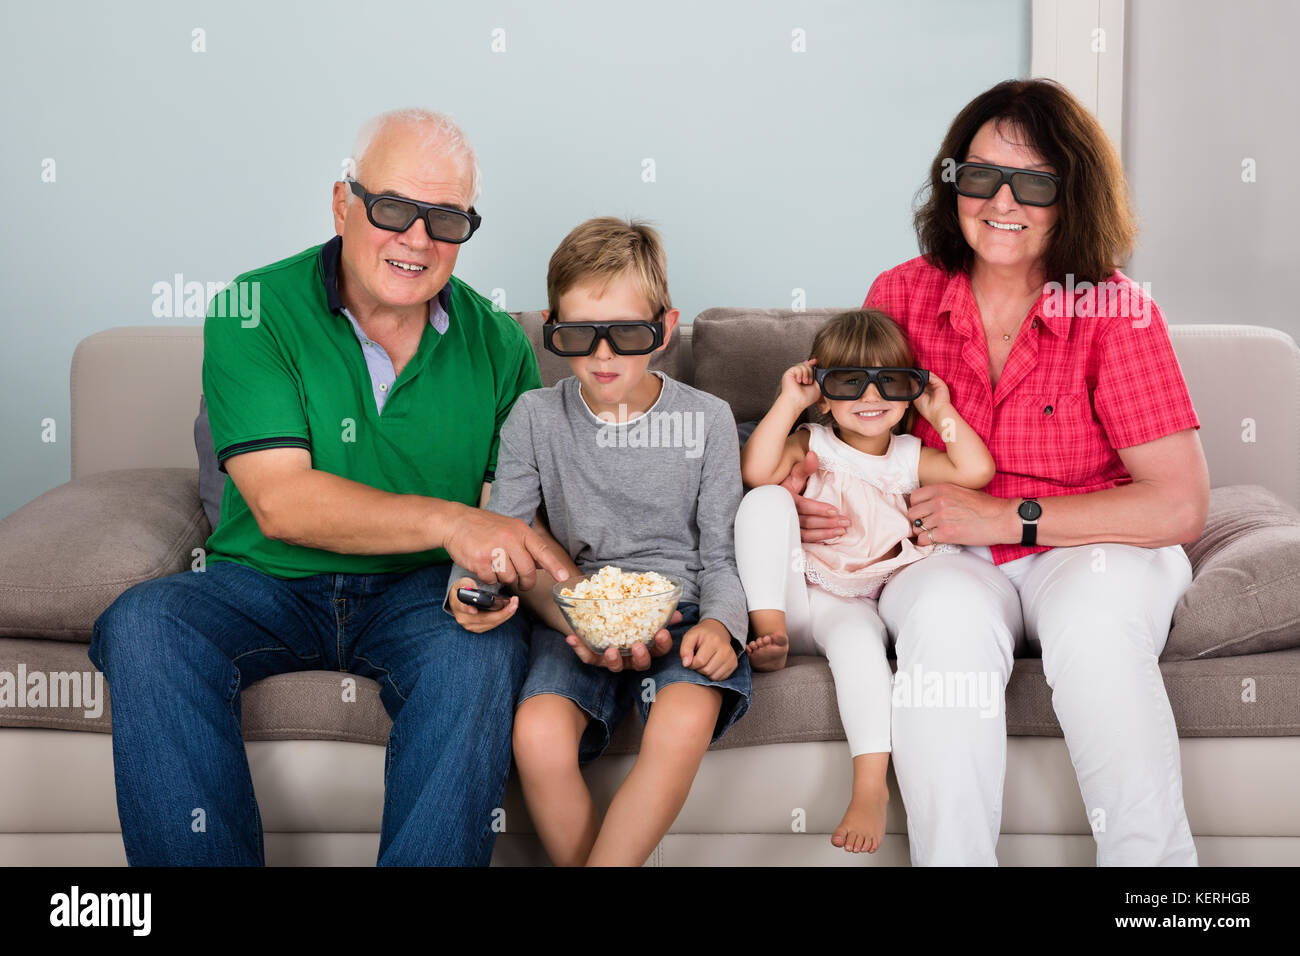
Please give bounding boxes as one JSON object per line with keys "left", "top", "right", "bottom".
{"left": 419, "top": 614, "right": 529, "bottom": 697}
{"left": 90, "top": 575, "right": 187, "bottom": 674}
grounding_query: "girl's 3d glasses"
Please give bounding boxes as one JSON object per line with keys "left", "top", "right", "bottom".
{"left": 814, "top": 366, "right": 930, "bottom": 402}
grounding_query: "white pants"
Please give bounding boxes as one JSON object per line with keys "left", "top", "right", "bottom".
{"left": 880, "top": 540, "right": 1197, "bottom": 866}
{"left": 734, "top": 486, "right": 893, "bottom": 756}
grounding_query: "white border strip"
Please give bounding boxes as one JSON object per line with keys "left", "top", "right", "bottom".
{"left": 1031, "top": 0, "right": 1126, "bottom": 155}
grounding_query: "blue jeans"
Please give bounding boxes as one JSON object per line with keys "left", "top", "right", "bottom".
{"left": 86, "top": 559, "right": 527, "bottom": 866}
{"left": 520, "top": 603, "right": 753, "bottom": 764}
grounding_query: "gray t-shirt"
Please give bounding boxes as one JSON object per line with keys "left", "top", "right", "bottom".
{"left": 445, "top": 371, "right": 749, "bottom": 651}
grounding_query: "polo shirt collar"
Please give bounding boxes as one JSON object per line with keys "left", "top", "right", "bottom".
{"left": 937, "top": 266, "right": 1070, "bottom": 338}
{"left": 318, "top": 234, "right": 452, "bottom": 330}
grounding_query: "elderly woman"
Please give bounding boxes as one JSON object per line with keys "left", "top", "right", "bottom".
{"left": 787, "top": 78, "right": 1208, "bottom": 865}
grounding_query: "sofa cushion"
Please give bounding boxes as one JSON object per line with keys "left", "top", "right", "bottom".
{"left": 692, "top": 307, "right": 842, "bottom": 422}
{"left": 7, "top": 636, "right": 1299, "bottom": 742}
{"left": 1167, "top": 485, "right": 1300, "bottom": 660}
{"left": 0, "top": 469, "right": 209, "bottom": 642}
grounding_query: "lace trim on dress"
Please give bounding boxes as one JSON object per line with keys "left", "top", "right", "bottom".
{"left": 794, "top": 542, "right": 965, "bottom": 598}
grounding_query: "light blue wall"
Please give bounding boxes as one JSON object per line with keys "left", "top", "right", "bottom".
{"left": 0, "top": 0, "right": 1030, "bottom": 517}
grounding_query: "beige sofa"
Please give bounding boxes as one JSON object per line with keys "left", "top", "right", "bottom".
{"left": 2, "top": 310, "right": 1299, "bottom": 866}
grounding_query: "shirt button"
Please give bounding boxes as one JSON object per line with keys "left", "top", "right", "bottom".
{"left": 1044, "top": 404, "right": 1053, "bottom": 416}
{"left": 1031, "top": 319, "right": 1039, "bottom": 329}
{"left": 380, "top": 383, "right": 388, "bottom": 391}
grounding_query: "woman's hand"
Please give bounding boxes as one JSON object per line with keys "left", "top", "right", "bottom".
{"left": 564, "top": 610, "right": 684, "bottom": 671}
{"left": 779, "top": 359, "right": 824, "bottom": 411}
{"left": 780, "top": 449, "right": 852, "bottom": 543}
{"left": 905, "top": 484, "right": 1018, "bottom": 547}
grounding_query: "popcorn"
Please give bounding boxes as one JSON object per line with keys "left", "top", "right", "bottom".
{"left": 557, "top": 566, "right": 680, "bottom": 651}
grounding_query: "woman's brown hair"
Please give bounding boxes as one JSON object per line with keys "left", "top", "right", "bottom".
{"left": 806, "top": 309, "right": 918, "bottom": 437}
{"left": 913, "top": 78, "right": 1136, "bottom": 285}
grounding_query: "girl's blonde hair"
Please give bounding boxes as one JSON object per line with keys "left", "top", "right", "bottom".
{"left": 807, "top": 309, "right": 918, "bottom": 436}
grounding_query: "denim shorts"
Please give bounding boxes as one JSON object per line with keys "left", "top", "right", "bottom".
{"left": 518, "top": 603, "right": 753, "bottom": 764}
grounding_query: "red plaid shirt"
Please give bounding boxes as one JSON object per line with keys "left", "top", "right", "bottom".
{"left": 864, "top": 256, "right": 1200, "bottom": 564}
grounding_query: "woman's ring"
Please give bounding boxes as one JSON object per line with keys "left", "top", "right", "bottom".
{"left": 913, "top": 517, "right": 924, "bottom": 528}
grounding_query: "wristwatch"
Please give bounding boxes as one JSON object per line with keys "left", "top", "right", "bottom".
{"left": 1018, "top": 498, "right": 1042, "bottom": 546}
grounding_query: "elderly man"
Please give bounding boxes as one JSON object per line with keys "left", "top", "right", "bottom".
{"left": 88, "top": 109, "right": 574, "bottom": 866}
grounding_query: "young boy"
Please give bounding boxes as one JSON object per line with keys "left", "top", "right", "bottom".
{"left": 445, "top": 217, "right": 752, "bottom": 866}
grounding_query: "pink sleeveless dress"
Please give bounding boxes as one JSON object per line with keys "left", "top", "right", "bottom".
{"left": 794, "top": 422, "right": 958, "bottom": 599}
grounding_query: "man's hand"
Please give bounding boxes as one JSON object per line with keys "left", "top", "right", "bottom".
{"left": 448, "top": 576, "right": 519, "bottom": 633}
{"left": 680, "top": 619, "right": 738, "bottom": 681}
{"left": 443, "top": 505, "right": 571, "bottom": 591}
{"left": 905, "top": 483, "right": 1018, "bottom": 547}
{"left": 564, "top": 610, "right": 684, "bottom": 672}
{"left": 780, "top": 449, "right": 850, "bottom": 544}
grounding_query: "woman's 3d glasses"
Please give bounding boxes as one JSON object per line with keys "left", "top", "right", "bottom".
{"left": 814, "top": 366, "right": 930, "bottom": 402}
{"left": 543, "top": 316, "right": 665, "bottom": 356}
{"left": 347, "top": 179, "right": 481, "bottom": 243}
{"left": 953, "top": 162, "right": 1060, "bottom": 206}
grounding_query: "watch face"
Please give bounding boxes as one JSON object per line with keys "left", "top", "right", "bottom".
{"left": 1019, "top": 499, "right": 1043, "bottom": 521}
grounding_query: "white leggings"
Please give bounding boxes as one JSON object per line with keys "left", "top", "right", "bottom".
{"left": 734, "top": 485, "right": 892, "bottom": 756}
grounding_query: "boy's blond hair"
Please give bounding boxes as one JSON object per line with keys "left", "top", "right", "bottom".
{"left": 546, "top": 217, "right": 672, "bottom": 318}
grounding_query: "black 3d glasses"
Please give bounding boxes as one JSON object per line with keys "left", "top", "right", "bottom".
{"left": 814, "top": 366, "right": 929, "bottom": 402}
{"left": 347, "top": 179, "right": 481, "bottom": 243}
{"left": 953, "top": 162, "right": 1060, "bottom": 206}
{"left": 543, "top": 316, "right": 665, "bottom": 356}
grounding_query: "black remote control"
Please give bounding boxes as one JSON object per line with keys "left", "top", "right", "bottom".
{"left": 456, "top": 587, "right": 509, "bottom": 611}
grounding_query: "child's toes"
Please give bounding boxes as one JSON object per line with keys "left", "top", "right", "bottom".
{"left": 830, "top": 828, "right": 847, "bottom": 848}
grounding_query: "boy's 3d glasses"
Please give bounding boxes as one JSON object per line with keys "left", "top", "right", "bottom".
{"left": 542, "top": 316, "right": 664, "bottom": 356}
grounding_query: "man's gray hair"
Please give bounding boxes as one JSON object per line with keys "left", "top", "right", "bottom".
{"left": 346, "top": 108, "right": 481, "bottom": 206}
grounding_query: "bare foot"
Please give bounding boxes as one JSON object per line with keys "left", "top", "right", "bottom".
{"left": 745, "top": 632, "right": 789, "bottom": 672}
{"left": 830, "top": 785, "right": 888, "bottom": 853}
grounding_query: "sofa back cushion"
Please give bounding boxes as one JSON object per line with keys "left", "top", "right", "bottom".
{"left": 69, "top": 317, "right": 1300, "bottom": 511}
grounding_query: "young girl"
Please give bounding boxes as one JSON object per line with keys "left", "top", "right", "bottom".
{"left": 734, "top": 308, "right": 994, "bottom": 855}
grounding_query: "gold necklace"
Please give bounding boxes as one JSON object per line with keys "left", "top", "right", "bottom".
{"left": 973, "top": 282, "right": 1039, "bottom": 343}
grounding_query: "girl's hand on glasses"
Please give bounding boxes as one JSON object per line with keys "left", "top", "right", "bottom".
{"left": 779, "top": 358, "right": 823, "bottom": 411}
{"left": 912, "top": 371, "right": 953, "bottom": 425}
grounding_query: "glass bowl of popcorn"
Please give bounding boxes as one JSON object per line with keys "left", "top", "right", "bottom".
{"left": 553, "top": 566, "right": 683, "bottom": 656}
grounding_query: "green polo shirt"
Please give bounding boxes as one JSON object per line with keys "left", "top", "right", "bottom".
{"left": 201, "top": 236, "right": 541, "bottom": 579}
